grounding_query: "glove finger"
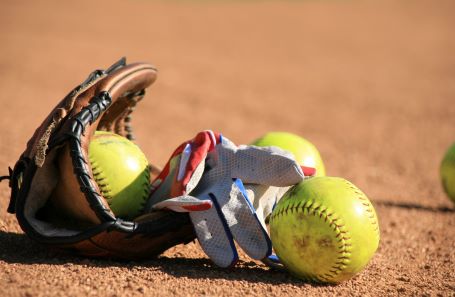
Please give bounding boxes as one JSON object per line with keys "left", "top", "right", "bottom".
{"left": 246, "top": 185, "right": 283, "bottom": 226}
{"left": 233, "top": 145, "right": 304, "bottom": 186}
{"left": 301, "top": 165, "right": 316, "bottom": 177}
{"left": 152, "top": 196, "right": 212, "bottom": 212}
{"left": 189, "top": 193, "right": 238, "bottom": 268}
{"left": 226, "top": 179, "right": 272, "bottom": 260}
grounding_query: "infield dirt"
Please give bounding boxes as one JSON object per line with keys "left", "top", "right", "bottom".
{"left": 0, "top": 0, "right": 454, "bottom": 296}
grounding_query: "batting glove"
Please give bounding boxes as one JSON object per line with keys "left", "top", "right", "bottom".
{"left": 145, "top": 130, "right": 314, "bottom": 267}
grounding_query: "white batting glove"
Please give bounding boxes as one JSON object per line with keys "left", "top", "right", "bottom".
{"left": 151, "top": 131, "right": 309, "bottom": 267}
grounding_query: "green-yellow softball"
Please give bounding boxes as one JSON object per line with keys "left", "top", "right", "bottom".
{"left": 441, "top": 142, "right": 455, "bottom": 204}
{"left": 89, "top": 131, "right": 150, "bottom": 219}
{"left": 270, "top": 177, "right": 380, "bottom": 283}
{"left": 251, "top": 132, "right": 326, "bottom": 176}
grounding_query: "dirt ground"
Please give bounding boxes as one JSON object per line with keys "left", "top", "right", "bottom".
{"left": 0, "top": 0, "right": 454, "bottom": 296}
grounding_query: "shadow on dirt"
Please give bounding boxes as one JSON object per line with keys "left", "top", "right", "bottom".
{"left": 147, "top": 256, "right": 333, "bottom": 286}
{"left": 0, "top": 230, "right": 328, "bottom": 286}
{"left": 375, "top": 200, "right": 454, "bottom": 213}
{"left": 0, "top": 231, "right": 73, "bottom": 264}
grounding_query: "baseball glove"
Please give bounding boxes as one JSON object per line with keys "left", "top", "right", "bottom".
{"left": 1, "top": 58, "right": 195, "bottom": 259}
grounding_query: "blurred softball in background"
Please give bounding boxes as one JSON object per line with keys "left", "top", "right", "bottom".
{"left": 441, "top": 142, "right": 455, "bottom": 204}
{"left": 251, "top": 132, "right": 326, "bottom": 176}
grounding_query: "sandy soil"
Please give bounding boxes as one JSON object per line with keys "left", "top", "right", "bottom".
{"left": 0, "top": 0, "right": 454, "bottom": 296}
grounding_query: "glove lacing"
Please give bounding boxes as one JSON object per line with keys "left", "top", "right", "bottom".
{"left": 0, "top": 167, "right": 12, "bottom": 183}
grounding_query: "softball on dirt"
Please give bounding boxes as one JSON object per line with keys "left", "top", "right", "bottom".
{"left": 89, "top": 131, "right": 150, "bottom": 219}
{"left": 251, "top": 132, "right": 326, "bottom": 176}
{"left": 441, "top": 142, "right": 455, "bottom": 203}
{"left": 269, "top": 177, "right": 380, "bottom": 283}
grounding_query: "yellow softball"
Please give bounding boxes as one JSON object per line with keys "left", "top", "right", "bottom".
{"left": 89, "top": 131, "right": 150, "bottom": 219}
{"left": 270, "top": 177, "right": 380, "bottom": 283}
{"left": 251, "top": 132, "right": 326, "bottom": 176}
{"left": 441, "top": 142, "right": 455, "bottom": 204}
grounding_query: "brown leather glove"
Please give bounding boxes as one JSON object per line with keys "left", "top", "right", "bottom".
{"left": 1, "top": 58, "right": 195, "bottom": 259}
